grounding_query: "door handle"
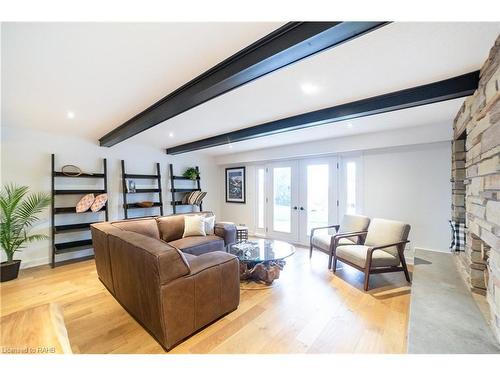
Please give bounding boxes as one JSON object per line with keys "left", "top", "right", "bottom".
{"left": 300, "top": 206, "right": 305, "bottom": 211}
{"left": 293, "top": 206, "right": 298, "bottom": 210}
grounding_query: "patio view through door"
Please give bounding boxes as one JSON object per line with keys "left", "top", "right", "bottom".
{"left": 263, "top": 157, "right": 338, "bottom": 245}
{"left": 267, "top": 161, "right": 299, "bottom": 242}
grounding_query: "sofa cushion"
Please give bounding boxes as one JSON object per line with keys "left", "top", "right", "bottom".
{"left": 364, "top": 218, "right": 410, "bottom": 256}
{"left": 204, "top": 215, "right": 215, "bottom": 235}
{"left": 76, "top": 193, "right": 95, "bottom": 213}
{"left": 183, "top": 215, "right": 206, "bottom": 237}
{"left": 156, "top": 212, "right": 215, "bottom": 242}
{"left": 312, "top": 233, "right": 355, "bottom": 252}
{"left": 90, "top": 193, "right": 108, "bottom": 212}
{"left": 336, "top": 245, "right": 400, "bottom": 268}
{"left": 157, "top": 215, "right": 185, "bottom": 242}
{"left": 112, "top": 218, "right": 160, "bottom": 240}
{"left": 169, "top": 235, "right": 224, "bottom": 256}
{"left": 340, "top": 214, "right": 370, "bottom": 243}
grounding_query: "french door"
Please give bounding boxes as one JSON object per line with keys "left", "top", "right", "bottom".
{"left": 267, "top": 161, "right": 299, "bottom": 242}
{"left": 298, "top": 158, "right": 338, "bottom": 244}
{"left": 264, "top": 157, "right": 338, "bottom": 245}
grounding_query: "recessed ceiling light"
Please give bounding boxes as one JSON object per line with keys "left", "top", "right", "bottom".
{"left": 300, "top": 83, "right": 320, "bottom": 95}
{"left": 66, "top": 111, "right": 75, "bottom": 119}
{"left": 228, "top": 144, "right": 233, "bottom": 149}
{"left": 168, "top": 132, "right": 174, "bottom": 138}
{"left": 346, "top": 122, "right": 353, "bottom": 128}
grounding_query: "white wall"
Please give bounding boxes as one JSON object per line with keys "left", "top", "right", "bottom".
{"left": 219, "top": 129, "right": 452, "bottom": 252}
{"left": 219, "top": 165, "right": 258, "bottom": 234}
{"left": 215, "top": 122, "right": 451, "bottom": 165}
{"left": 362, "top": 142, "right": 451, "bottom": 252}
{"left": 0, "top": 126, "right": 221, "bottom": 268}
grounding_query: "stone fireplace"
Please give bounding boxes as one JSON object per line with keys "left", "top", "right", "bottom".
{"left": 453, "top": 34, "right": 500, "bottom": 341}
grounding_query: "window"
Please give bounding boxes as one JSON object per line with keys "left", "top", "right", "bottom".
{"left": 257, "top": 168, "right": 265, "bottom": 229}
{"left": 346, "top": 161, "right": 356, "bottom": 214}
{"left": 273, "top": 167, "right": 292, "bottom": 233}
{"left": 306, "top": 164, "right": 329, "bottom": 235}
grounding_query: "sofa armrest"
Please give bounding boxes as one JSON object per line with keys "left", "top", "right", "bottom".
{"left": 214, "top": 222, "right": 237, "bottom": 246}
{"left": 184, "top": 251, "right": 238, "bottom": 275}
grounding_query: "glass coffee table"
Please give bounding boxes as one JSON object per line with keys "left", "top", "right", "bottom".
{"left": 227, "top": 239, "right": 295, "bottom": 284}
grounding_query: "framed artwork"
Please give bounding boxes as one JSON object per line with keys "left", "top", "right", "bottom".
{"left": 225, "top": 167, "right": 246, "bottom": 204}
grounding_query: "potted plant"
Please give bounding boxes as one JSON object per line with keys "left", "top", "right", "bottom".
{"left": 0, "top": 184, "right": 51, "bottom": 282}
{"left": 182, "top": 167, "right": 200, "bottom": 180}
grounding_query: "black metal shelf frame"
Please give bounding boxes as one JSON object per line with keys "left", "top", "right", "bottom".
{"left": 51, "top": 154, "right": 109, "bottom": 268}
{"left": 121, "top": 160, "right": 164, "bottom": 219}
{"left": 169, "top": 164, "right": 202, "bottom": 214}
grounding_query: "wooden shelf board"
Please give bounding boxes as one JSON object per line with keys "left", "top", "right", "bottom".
{"left": 127, "top": 189, "right": 160, "bottom": 194}
{"left": 53, "top": 172, "right": 105, "bottom": 178}
{"left": 172, "top": 176, "right": 200, "bottom": 180}
{"left": 54, "top": 190, "right": 106, "bottom": 195}
{"left": 171, "top": 201, "right": 201, "bottom": 206}
{"left": 53, "top": 206, "right": 106, "bottom": 214}
{"left": 53, "top": 255, "right": 94, "bottom": 267}
{"left": 124, "top": 202, "right": 162, "bottom": 209}
{"left": 54, "top": 222, "right": 99, "bottom": 233}
{"left": 54, "top": 239, "right": 93, "bottom": 253}
{"left": 123, "top": 174, "right": 158, "bottom": 179}
{"left": 171, "top": 188, "right": 201, "bottom": 193}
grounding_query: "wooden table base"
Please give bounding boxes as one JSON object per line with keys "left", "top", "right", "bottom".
{"left": 239, "top": 260, "right": 286, "bottom": 285}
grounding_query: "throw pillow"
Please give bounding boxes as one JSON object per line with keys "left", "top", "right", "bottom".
{"left": 194, "top": 192, "right": 207, "bottom": 205}
{"left": 76, "top": 193, "right": 95, "bottom": 213}
{"left": 182, "top": 192, "right": 192, "bottom": 204}
{"left": 90, "top": 193, "right": 108, "bottom": 212}
{"left": 183, "top": 215, "right": 206, "bottom": 237}
{"left": 186, "top": 191, "right": 200, "bottom": 204}
{"left": 204, "top": 215, "right": 215, "bottom": 235}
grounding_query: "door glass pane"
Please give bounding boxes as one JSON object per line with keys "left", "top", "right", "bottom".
{"left": 257, "top": 168, "right": 265, "bottom": 229}
{"left": 273, "top": 167, "right": 291, "bottom": 233}
{"left": 307, "top": 164, "right": 329, "bottom": 235}
{"left": 346, "top": 161, "right": 356, "bottom": 214}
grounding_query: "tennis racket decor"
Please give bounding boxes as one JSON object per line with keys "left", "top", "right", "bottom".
{"left": 61, "top": 165, "right": 93, "bottom": 177}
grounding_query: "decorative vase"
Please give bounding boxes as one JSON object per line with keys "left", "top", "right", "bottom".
{"left": 1, "top": 260, "right": 21, "bottom": 282}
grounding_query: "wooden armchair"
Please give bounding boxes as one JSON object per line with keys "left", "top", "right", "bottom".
{"left": 310, "top": 214, "right": 370, "bottom": 269}
{"left": 332, "top": 218, "right": 411, "bottom": 291}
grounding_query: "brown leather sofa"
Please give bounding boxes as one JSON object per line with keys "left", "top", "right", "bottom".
{"left": 90, "top": 212, "right": 239, "bottom": 351}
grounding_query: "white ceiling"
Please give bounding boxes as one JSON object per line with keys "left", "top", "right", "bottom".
{"left": 2, "top": 22, "right": 500, "bottom": 156}
{"left": 1, "top": 22, "right": 283, "bottom": 137}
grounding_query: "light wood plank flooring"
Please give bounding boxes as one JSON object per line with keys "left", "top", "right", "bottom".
{"left": 0, "top": 246, "right": 411, "bottom": 353}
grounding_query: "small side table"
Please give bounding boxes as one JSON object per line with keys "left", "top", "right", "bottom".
{"left": 236, "top": 225, "right": 249, "bottom": 242}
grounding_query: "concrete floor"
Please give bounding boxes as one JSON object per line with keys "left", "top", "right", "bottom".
{"left": 407, "top": 249, "right": 500, "bottom": 353}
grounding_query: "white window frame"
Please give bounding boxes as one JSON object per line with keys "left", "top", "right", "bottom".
{"left": 254, "top": 165, "right": 267, "bottom": 237}
{"left": 339, "top": 152, "right": 364, "bottom": 217}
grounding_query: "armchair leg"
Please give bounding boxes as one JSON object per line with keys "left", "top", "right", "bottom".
{"left": 398, "top": 246, "right": 411, "bottom": 283}
{"left": 309, "top": 244, "right": 313, "bottom": 259}
{"left": 401, "top": 256, "right": 411, "bottom": 283}
{"left": 364, "top": 253, "right": 373, "bottom": 291}
{"left": 363, "top": 271, "right": 370, "bottom": 291}
{"left": 328, "top": 252, "right": 333, "bottom": 269}
{"left": 332, "top": 255, "right": 337, "bottom": 273}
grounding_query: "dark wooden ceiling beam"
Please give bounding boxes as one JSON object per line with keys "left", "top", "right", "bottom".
{"left": 165, "top": 71, "right": 479, "bottom": 155}
{"left": 99, "top": 21, "right": 389, "bottom": 147}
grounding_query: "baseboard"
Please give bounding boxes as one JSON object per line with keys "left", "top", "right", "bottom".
{"left": 20, "top": 257, "right": 50, "bottom": 269}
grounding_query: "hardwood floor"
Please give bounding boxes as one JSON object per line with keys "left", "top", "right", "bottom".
{"left": 0, "top": 246, "right": 411, "bottom": 353}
